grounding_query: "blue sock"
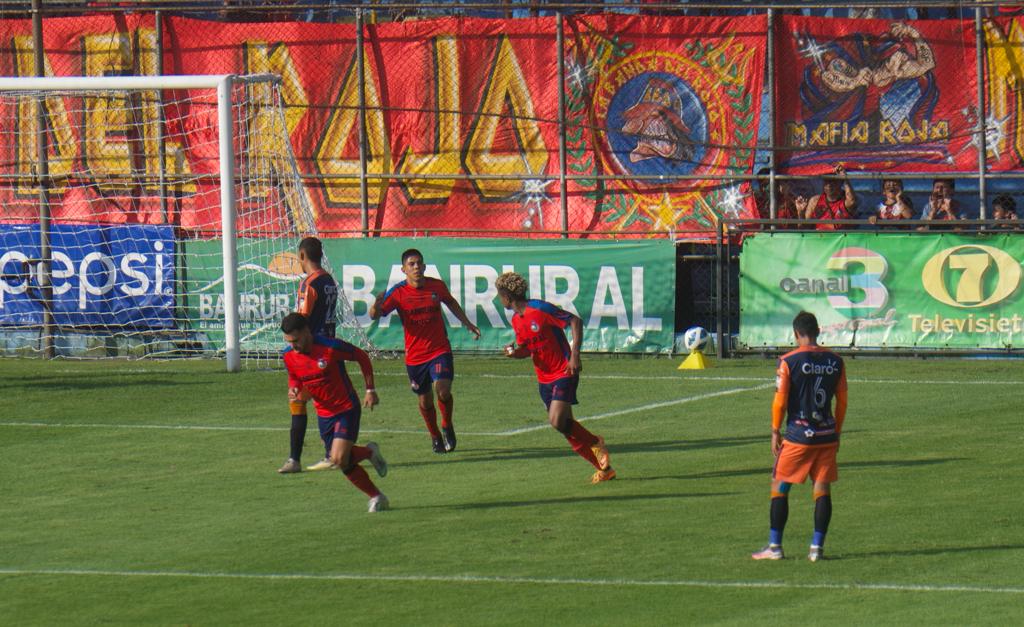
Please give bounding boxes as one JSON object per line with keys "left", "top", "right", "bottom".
{"left": 812, "top": 531, "right": 826, "bottom": 547}
{"left": 769, "top": 529, "right": 784, "bottom": 546}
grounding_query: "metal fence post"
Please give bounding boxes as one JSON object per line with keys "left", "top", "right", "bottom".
{"left": 557, "top": 12, "right": 568, "bottom": 238}
{"left": 975, "top": 7, "right": 987, "bottom": 218}
{"left": 32, "top": 0, "right": 54, "bottom": 359}
{"left": 356, "top": 9, "right": 369, "bottom": 236}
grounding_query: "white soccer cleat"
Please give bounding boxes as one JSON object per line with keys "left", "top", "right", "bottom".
{"left": 366, "top": 441, "right": 388, "bottom": 478}
{"left": 306, "top": 457, "right": 337, "bottom": 471}
{"left": 751, "top": 544, "right": 784, "bottom": 560}
{"left": 368, "top": 494, "right": 390, "bottom": 513}
{"left": 808, "top": 545, "right": 824, "bottom": 562}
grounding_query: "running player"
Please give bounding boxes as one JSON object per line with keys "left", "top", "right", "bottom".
{"left": 281, "top": 313, "right": 389, "bottom": 512}
{"left": 369, "top": 249, "right": 480, "bottom": 454}
{"left": 279, "top": 237, "right": 340, "bottom": 473}
{"left": 495, "top": 271, "right": 615, "bottom": 484}
{"left": 752, "top": 311, "right": 847, "bottom": 562}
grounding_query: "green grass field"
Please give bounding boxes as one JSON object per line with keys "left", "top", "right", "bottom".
{"left": 2, "top": 354, "right": 1023, "bottom": 625}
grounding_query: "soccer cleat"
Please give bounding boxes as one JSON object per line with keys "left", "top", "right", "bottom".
{"left": 751, "top": 545, "right": 784, "bottom": 560}
{"left": 808, "top": 545, "right": 824, "bottom": 562}
{"left": 306, "top": 457, "right": 337, "bottom": 471}
{"left": 368, "top": 493, "right": 390, "bottom": 513}
{"left": 432, "top": 435, "right": 447, "bottom": 454}
{"left": 441, "top": 424, "right": 457, "bottom": 452}
{"left": 277, "top": 458, "right": 302, "bottom": 474}
{"left": 366, "top": 441, "right": 388, "bottom": 478}
{"left": 591, "top": 435, "right": 610, "bottom": 470}
{"left": 591, "top": 467, "right": 616, "bottom": 484}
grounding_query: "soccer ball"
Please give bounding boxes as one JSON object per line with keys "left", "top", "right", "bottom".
{"left": 682, "top": 326, "right": 710, "bottom": 353}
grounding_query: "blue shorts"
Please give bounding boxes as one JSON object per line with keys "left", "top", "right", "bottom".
{"left": 318, "top": 407, "right": 361, "bottom": 445}
{"left": 406, "top": 352, "right": 454, "bottom": 395}
{"left": 539, "top": 375, "right": 579, "bottom": 409}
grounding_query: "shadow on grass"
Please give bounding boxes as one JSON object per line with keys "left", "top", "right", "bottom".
{"left": 1, "top": 374, "right": 212, "bottom": 391}
{"left": 399, "top": 491, "right": 738, "bottom": 511}
{"left": 839, "top": 543, "right": 1024, "bottom": 559}
{"left": 620, "top": 457, "right": 966, "bottom": 483}
{"left": 391, "top": 435, "right": 765, "bottom": 469}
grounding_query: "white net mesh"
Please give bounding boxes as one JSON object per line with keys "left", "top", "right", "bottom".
{"left": 0, "top": 75, "right": 374, "bottom": 367}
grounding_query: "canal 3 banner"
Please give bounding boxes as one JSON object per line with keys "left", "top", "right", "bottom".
{"left": 740, "top": 233, "right": 1024, "bottom": 349}
{"left": 774, "top": 16, "right": 985, "bottom": 173}
{"left": 0, "top": 13, "right": 764, "bottom": 237}
{"left": 182, "top": 238, "right": 674, "bottom": 354}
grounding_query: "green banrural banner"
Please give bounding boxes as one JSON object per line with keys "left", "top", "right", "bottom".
{"left": 184, "top": 238, "right": 675, "bottom": 354}
{"left": 740, "top": 233, "right": 1024, "bottom": 349}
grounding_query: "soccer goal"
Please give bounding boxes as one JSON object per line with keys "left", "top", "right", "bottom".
{"left": 0, "top": 74, "right": 370, "bottom": 371}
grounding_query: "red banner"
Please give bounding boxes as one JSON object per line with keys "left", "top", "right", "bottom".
{"left": 0, "top": 14, "right": 765, "bottom": 237}
{"left": 775, "top": 16, "right": 979, "bottom": 174}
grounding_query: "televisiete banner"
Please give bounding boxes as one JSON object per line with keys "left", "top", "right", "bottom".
{"left": 183, "top": 238, "right": 675, "bottom": 354}
{"left": 0, "top": 223, "right": 175, "bottom": 328}
{"left": 739, "top": 232, "right": 1024, "bottom": 349}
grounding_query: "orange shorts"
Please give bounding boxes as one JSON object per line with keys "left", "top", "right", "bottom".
{"left": 773, "top": 441, "right": 839, "bottom": 484}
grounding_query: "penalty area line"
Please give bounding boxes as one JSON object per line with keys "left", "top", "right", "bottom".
{"left": 0, "top": 567, "right": 1021, "bottom": 595}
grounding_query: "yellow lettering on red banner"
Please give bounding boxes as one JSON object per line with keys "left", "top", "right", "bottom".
{"left": 465, "top": 35, "right": 547, "bottom": 197}
{"left": 244, "top": 41, "right": 314, "bottom": 231}
{"left": 136, "top": 29, "right": 192, "bottom": 193}
{"left": 396, "top": 36, "right": 461, "bottom": 203}
{"left": 82, "top": 32, "right": 139, "bottom": 193}
{"left": 13, "top": 36, "right": 75, "bottom": 196}
{"left": 315, "top": 52, "right": 391, "bottom": 207}
{"left": 985, "top": 19, "right": 1024, "bottom": 162}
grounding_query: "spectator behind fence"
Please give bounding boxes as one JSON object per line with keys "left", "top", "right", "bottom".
{"left": 991, "top": 194, "right": 1018, "bottom": 228}
{"left": 918, "top": 177, "right": 963, "bottom": 230}
{"left": 795, "top": 164, "right": 857, "bottom": 231}
{"left": 868, "top": 178, "right": 914, "bottom": 226}
{"left": 754, "top": 168, "right": 799, "bottom": 229}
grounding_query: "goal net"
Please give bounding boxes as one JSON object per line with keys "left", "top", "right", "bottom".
{"left": 0, "top": 74, "right": 373, "bottom": 370}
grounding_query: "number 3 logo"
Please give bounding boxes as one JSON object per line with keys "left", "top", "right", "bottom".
{"left": 826, "top": 247, "right": 890, "bottom": 318}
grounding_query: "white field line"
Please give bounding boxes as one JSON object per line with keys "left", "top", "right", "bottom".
{"left": 474, "top": 383, "right": 772, "bottom": 436}
{"left": 0, "top": 384, "right": 769, "bottom": 437}
{"left": 0, "top": 567, "right": 1021, "bottom": 595}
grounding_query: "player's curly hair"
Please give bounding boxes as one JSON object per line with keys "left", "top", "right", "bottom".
{"left": 496, "top": 272, "right": 528, "bottom": 300}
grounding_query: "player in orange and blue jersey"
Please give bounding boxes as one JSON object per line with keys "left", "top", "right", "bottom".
{"left": 280, "top": 313, "right": 390, "bottom": 512}
{"left": 279, "top": 237, "right": 341, "bottom": 474}
{"left": 369, "top": 248, "right": 480, "bottom": 454}
{"left": 495, "top": 271, "right": 615, "bottom": 484}
{"left": 752, "top": 311, "right": 847, "bottom": 562}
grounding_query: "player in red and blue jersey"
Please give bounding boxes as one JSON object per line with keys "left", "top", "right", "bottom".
{"left": 496, "top": 272, "right": 615, "bottom": 484}
{"left": 369, "top": 248, "right": 480, "bottom": 454}
{"left": 280, "top": 313, "right": 390, "bottom": 512}
{"left": 752, "top": 311, "right": 847, "bottom": 562}
{"left": 279, "top": 237, "right": 342, "bottom": 474}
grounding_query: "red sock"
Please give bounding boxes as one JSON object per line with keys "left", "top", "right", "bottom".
{"left": 343, "top": 464, "right": 380, "bottom": 498}
{"left": 569, "top": 420, "right": 598, "bottom": 447}
{"left": 438, "top": 397, "right": 453, "bottom": 429}
{"left": 349, "top": 445, "right": 372, "bottom": 464}
{"left": 420, "top": 405, "right": 440, "bottom": 438}
{"left": 565, "top": 434, "right": 602, "bottom": 470}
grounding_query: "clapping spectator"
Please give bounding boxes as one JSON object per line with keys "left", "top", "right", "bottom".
{"left": 795, "top": 164, "right": 857, "bottom": 231}
{"left": 753, "top": 168, "right": 799, "bottom": 228}
{"left": 918, "top": 178, "right": 962, "bottom": 230}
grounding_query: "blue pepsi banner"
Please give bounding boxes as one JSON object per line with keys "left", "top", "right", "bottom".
{"left": 0, "top": 224, "right": 175, "bottom": 329}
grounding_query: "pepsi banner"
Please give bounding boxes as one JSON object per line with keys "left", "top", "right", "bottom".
{"left": 740, "top": 232, "right": 1024, "bottom": 349}
{"left": 0, "top": 224, "right": 175, "bottom": 328}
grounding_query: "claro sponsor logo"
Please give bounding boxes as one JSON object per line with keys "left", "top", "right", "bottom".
{"left": 921, "top": 245, "right": 1022, "bottom": 308}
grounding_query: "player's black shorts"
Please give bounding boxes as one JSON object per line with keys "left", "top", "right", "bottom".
{"left": 539, "top": 375, "right": 579, "bottom": 409}
{"left": 318, "top": 406, "right": 362, "bottom": 444}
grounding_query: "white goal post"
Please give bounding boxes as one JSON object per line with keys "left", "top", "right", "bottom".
{"left": 0, "top": 74, "right": 370, "bottom": 371}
